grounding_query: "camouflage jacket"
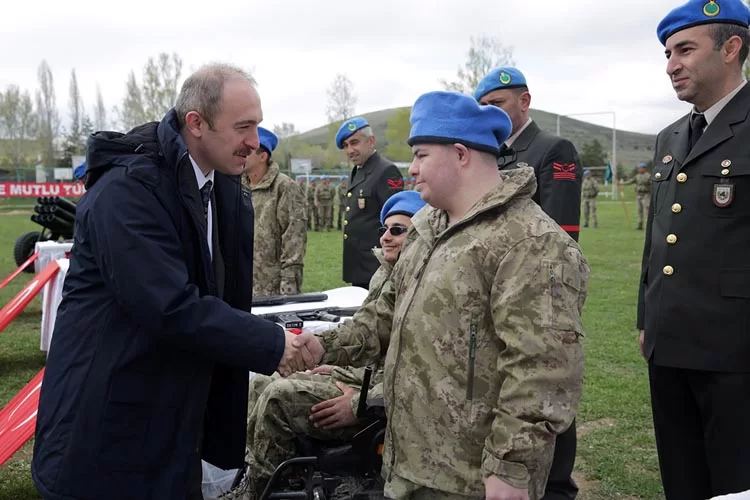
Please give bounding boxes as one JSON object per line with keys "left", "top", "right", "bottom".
{"left": 315, "top": 183, "right": 336, "bottom": 204}
{"left": 242, "top": 162, "right": 307, "bottom": 296}
{"left": 337, "top": 182, "right": 348, "bottom": 206}
{"left": 634, "top": 172, "right": 651, "bottom": 195}
{"left": 322, "top": 167, "right": 588, "bottom": 498}
{"left": 306, "top": 184, "right": 315, "bottom": 204}
{"left": 581, "top": 177, "right": 599, "bottom": 199}
{"left": 326, "top": 249, "right": 391, "bottom": 413}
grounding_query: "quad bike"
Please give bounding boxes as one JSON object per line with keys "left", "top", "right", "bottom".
{"left": 239, "top": 366, "right": 387, "bottom": 500}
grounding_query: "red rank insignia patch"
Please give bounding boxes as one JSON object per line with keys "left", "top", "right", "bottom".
{"left": 552, "top": 163, "right": 576, "bottom": 181}
{"left": 387, "top": 178, "right": 404, "bottom": 190}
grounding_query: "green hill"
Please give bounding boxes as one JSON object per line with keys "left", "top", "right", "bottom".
{"left": 296, "top": 106, "right": 656, "bottom": 168}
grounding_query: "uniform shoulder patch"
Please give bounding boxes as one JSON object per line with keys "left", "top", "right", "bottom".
{"left": 552, "top": 162, "right": 577, "bottom": 181}
{"left": 387, "top": 178, "right": 404, "bottom": 190}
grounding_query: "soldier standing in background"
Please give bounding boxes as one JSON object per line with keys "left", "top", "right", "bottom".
{"left": 298, "top": 177, "right": 310, "bottom": 230}
{"left": 634, "top": 163, "right": 651, "bottom": 230}
{"left": 581, "top": 169, "right": 599, "bottom": 229}
{"left": 336, "top": 117, "right": 403, "bottom": 289}
{"left": 307, "top": 180, "right": 318, "bottom": 231}
{"left": 242, "top": 127, "right": 307, "bottom": 296}
{"left": 337, "top": 178, "right": 348, "bottom": 230}
{"left": 315, "top": 177, "right": 336, "bottom": 231}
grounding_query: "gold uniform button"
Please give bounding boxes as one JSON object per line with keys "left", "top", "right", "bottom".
{"left": 676, "top": 173, "right": 687, "bottom": 183}
{"left": 347, "top": 192, "right": 352, "bottom": 198}
{"left": 722, "top": 168, "right": 730, "bottom": 176}
{"left": 343, "top": 220, "right": 348, "bottom": 226}
{"left": 666, "top": 234, "right": 677, "bottom": 244}
{"left": 345, "top": 206, "right": 350, "bottom": 212}
{"left": 663, "top": 265, "right": 674, "bottom": 276}
{"left": 655, "top": 172, "right": 662, "bottom": 180}
{"left": 671, "top": 203, "right": 682, "bottom": 213}
{"left": 343, "top": 234, "right": 348, "bottom": 240}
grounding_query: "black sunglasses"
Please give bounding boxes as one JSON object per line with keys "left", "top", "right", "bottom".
{"left": 378, "top": 224, "right": 408, "bottom": 237}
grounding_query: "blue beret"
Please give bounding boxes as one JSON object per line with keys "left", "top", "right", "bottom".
{"left": 74, "top": 160, "right": 87, "bottom": 180}
{"left": 335, "top": 117, "right": 370, "bottom": 149}
{"left": 584, "top": 169, "right": 591, "bottom": 175}
{"left": 657, "top": 0, "right": 750, "bottom": 45}
{"left": 473, "top": 67, "right": 528, "bottom": 101}
{"left": 638, "top": 162, "right": 648, "bottom": 168}
{"left": 407, "top": 91, "right": 513, "bottom": 156}
{"left": 258, "top": 127, "right": 278, "bottom": 153}
{"left": 380, "top": 190, "right": 427, "bottom": 225}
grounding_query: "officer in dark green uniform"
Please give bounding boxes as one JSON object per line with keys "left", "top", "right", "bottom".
{"left": 335, "top": 117, "right": 403, "bottom": 289}
{"left": 639, "top": 1, "right": 750, "bottom": 498}
{"left": 475, "top": 67, "right": 583, "bottom": 243}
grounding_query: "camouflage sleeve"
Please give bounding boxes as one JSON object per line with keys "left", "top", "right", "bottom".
{"left": 319, "top": 266, "right": 394, "bottom": 368}
{"left": 277, "top": 180, "right": 307, "bottom": 295}
{"left": 537, "top": 139, "right": 582, "bottom": 242}
{"left": 482, "top": 233, "right": 588, "bottom": 490}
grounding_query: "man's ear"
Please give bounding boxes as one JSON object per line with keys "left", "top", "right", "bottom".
{"left": 723, "top": 35, "right": 744, "bottom": 65}
{"left": 519, "top": 91, "right": 531, "bottom": 113}
{"left": 454, "top": 143, "right": 470, "bottom": 165}
{"left": 184, "top": 111, "right": 205, "bottom": 138}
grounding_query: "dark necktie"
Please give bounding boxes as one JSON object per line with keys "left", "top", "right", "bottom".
{"left": 689, "top": 113, "right": 707, "bottom": 151}
{"left": 200, "top": 180, "right": 213, "bottom": 220}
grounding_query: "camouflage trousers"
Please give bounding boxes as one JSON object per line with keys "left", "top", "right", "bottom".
{"left": 246, "top": 372, "right": 362, "bottom": 483}
{"left": 636, "top": 194, "right": 650, "bottom": 226}
{"left": 337, "top": 204, "right": 345, "bottom": 229}
{"left": 583, "top": 198, "right": 597, "bottom": 227}
{"left": 384, "top": 475, "right": 483, "bottom": 500}
{"left": 318, "top": 203, "right": 333, "bottom": 230}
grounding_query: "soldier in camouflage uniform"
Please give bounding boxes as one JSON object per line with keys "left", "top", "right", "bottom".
{"left": 581, "top": 169, "right": 599, "bottom": 229}
{"left": 307, "top": 180, "right": 318, "bottom": 231}
{"left": 634, "top": 163, "right": 651, "bottom": 230}
{"left": 337, "top": 179, "right": 348, "bottom": 230}
{"left": 242, "top": 127, "right": 307, "bottom": 296}
{"left": 214, "top": 192, "right": 427, "bottom": 500}
{"left": 310, "top": 91, "right": 588, "bottom": 500}
{"left": 315, "top": 177, "right": 336, "bottom": 231}
{"left": 298, "top": 177, "right": 311, "bottom": 230}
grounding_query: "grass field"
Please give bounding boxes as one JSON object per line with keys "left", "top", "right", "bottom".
{"left": 0, "top": 187, "right": 665, "bottom": 499}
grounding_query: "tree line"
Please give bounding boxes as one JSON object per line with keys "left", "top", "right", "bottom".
{"left": 0, "top": 36, "right": 515, "bottom": 171}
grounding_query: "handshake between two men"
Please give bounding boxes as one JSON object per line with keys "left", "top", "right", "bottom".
{"left": 276, "top": 330, "right": 326, "bottom": 377}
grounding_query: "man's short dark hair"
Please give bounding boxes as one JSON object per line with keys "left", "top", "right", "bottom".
{"left": 711, "top": 24, "right": 750, "bottom": 67}
{"left": 257, "top": 146, "right": 272, "bottom": 166}
{"left": 174, "top": 63, "right": 256, "bottom": 130}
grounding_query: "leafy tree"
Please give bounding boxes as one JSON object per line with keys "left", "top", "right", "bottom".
{"left": 440, "top": 36, "right": 516, "bottom": 94}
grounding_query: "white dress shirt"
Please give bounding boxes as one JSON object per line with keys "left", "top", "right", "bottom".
{"left": 189, "top": 155, "right": 215, "bottom": 259}
{"left": 692, "top": 80, "right": 747, "bottom": 131}
{"left": 505, "top": 117, "right": 533, "bottom": 148}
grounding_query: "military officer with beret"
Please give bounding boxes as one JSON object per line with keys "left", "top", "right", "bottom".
{"left": 336, "top": 117, "right": 403, "bottom": 289}
{"left": 475, "top": 67, "right": 583, "bottom": 500}
{"left": 475, "top": 67, "right": 583, "bottom": 243}
{"left": 638, "top": 1, "right": 750, "bottom": 498}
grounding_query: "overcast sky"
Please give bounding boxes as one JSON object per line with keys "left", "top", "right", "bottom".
{"left": 1, "top": 0, "right": 696, "bottom": 138}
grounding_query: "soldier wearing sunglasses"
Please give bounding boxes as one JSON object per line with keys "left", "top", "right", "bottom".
{"left": 218, "top": 191, "right": 426, "bottom": 500}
